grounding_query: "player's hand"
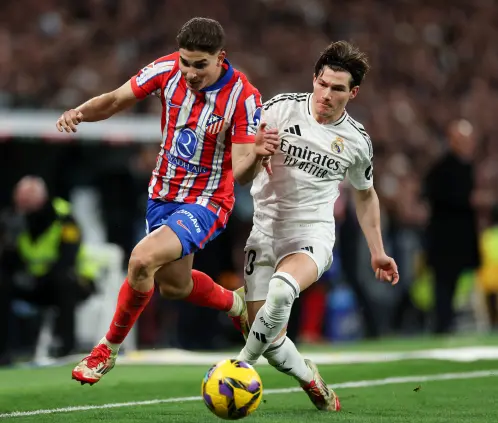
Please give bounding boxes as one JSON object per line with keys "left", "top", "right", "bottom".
{"left": 262, "top": 157, "right": 272, "bottom": 176}
{"left": 254, "top": 122, "right": 280, "bottom": 157}
{"left": 371, "top": 254, "right": 399, "bottom": 286}
{"left": 56, "top": 109, "right": 84, "bottom": 133}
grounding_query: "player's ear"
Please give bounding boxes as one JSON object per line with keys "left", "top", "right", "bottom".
{"left": 350, "top": 86, "right": 359, "bottom": 99}
{"left": 217, "top": 50, "right": 226, "bottom": 66}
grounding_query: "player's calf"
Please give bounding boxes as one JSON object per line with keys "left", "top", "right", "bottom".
{"left": 73, "top": 279, "right": 154, "bottom": 385}
{"left": 182, "top": 269, "right": 243, "bottom": 314}
{"left": 263, "top": 336, "right": 312, "bottom": 383}
{"left": 237, "top": 272, "right": 300, "bottom": 364}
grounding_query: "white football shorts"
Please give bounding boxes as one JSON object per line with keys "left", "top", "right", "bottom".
{"left": 243, "top": 226, "right": 334, "bottom": 302}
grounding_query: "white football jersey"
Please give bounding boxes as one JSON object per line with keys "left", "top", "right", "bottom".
{"left": 251, "top": 92, "right": 374, "bottom": 238}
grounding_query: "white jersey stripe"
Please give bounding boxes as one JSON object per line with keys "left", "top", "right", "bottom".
{"left": 159, "top": 88, "right": 196, "bottom": 197}
{"left": 170, "top": 90, "right": 196, "bottom": 157}
{"left": 196, "top": 198, "right": 209, "bottom": 207}
{"left": 174, "top": 90, "right": 220, "bottom": 202}
{"left": 149, "top": 70, "right": 182, "bottom": 198}
{"left": 204, "top": 77, "right": 244, "bottom": 195}
{"left": 136, "top": 61, "right": 175, "bottom": 87}
{"left": 244, "top": 94, "right": 257, "bottom": 135}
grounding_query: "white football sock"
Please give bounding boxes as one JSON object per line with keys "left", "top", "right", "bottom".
{"left": 101, "top": 337, "right": 120, "bottom": 353}
{"left": 263, "top": 336, "right": 313, "bottom": 385}
{"left": 227, "top": 290, "right": 244, "bottom": 317}
{"left": 237, "top": 272, "right": 300, "bottom": 365}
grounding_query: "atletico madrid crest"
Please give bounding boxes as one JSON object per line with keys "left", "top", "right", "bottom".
{"left": 205, "top": 113, "right": 225, "bottom": 134}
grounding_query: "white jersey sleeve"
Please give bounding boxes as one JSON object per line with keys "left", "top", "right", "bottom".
{"left": 346, "top": 122, "right": 374, "bottom": 190}
{"left": 261, "top": 94, "right": 285, "bottom": 130}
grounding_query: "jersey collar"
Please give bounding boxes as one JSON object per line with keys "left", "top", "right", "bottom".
{"left": 201, "top": 59, "right": 234, "bottom": 92}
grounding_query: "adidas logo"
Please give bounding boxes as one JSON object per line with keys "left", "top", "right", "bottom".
{"left": 253, "top": 331, "right": 268, "bottom": 343}
{"left": 284, "top": 125, "right": 301, "bottom": 136}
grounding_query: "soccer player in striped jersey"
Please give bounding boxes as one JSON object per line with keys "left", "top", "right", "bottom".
{"left": 56, "top": 17, "right": 280, "bottom": 385}
{"left": 234, "top": 42, "right": 400, "bottom": 411}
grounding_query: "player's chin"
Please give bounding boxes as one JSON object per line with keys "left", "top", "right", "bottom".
{"left": 187, "top": 81, "right": 203, "bottom": 91}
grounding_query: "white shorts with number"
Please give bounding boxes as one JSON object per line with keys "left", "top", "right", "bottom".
{"left": 243, "top": 226, "right": 335, "bottom": 302}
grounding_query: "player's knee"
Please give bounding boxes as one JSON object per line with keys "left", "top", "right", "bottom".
{"left": 267, "top": 272, "right": 299, "bottom": 308}
{"left": 128, "top": 249, "right": 156, "bottom": 282}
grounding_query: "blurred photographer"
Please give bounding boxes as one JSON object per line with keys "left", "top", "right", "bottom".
{"left": 0, "top": 176, "right": 96, "bottom": 362}
{"left": 424, "top": 120, "right": 480, "bottom": 334}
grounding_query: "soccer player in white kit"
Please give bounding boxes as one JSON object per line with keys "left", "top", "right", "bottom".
{"left": 235, "top": 41, "right": 400, "bottom": 411}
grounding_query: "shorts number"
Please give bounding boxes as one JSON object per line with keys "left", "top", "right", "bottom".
{"left": 245, "top": 249, "right": 257, "bottom": 275}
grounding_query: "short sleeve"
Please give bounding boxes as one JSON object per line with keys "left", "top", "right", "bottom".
{"left": 130, "top": 56, "right": 177, "bottom": 100}
{"left": 231, "top": 87, "right": 263, "bottom": 144}
{"left": 347, "top": 142, "right": 374, "bottom": 190}
{"left": 261, "top": 97, "right": 280, "bottom": 131}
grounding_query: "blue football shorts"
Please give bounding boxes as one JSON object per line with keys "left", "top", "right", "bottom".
{"left": 145, "top": 198, "right": 227, "bottom": 257}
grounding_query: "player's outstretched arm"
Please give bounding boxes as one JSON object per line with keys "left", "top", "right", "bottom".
{"left": 353, "top": 186, "right": 399, "bottom": 285}
{"left": 56, "top": 80, "right": 139, "bottom": 133}
{"left": 231, "top": 123, "right": 280, "bottom": 185}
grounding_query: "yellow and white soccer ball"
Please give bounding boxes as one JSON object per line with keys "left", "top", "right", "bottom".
{"left": 201, "top": 359, "right": 263, "bottom": 420}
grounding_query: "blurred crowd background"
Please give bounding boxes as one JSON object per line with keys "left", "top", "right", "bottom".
{"left": 1, "top": 0, "right": 498, "bottom": 364}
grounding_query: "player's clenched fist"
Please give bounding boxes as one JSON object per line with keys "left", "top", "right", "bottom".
{"left": 56, "top": 109, "right": 84, "bottom": 133}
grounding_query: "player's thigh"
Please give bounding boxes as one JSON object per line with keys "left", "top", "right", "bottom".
{"left": 244, "top": 227, "right": 276, "bottom": 303}
{"left": 275, "top": 236, "right": 333, "bottom": 293}
{"left": 134, "top": 199, "right": 226, "bottom": 276}
{"left": 155, "top": 253, "right": 195, "bottom": 299}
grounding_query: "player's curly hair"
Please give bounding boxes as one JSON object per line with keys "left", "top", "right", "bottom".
{"left": 177, "top": 17, "right": 225, "bottom": 54}
{"left": 314, "top": 41, "right": 370, "bottom": 89}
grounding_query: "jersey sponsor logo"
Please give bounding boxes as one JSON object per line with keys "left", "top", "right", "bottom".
{"left": 332, "top": 137, "right": 345, "bottom": 154}
{"left": 165, "top": 150, "right": 208, "bottom": 173}
{"left": 205, "top": 113, "right": 225, "bottom": 134}
{"left": 176, "top": 127, "right": 198, "bottom": 161}
{"left": 280, "top": 138, "right": 345, "bottom": 178}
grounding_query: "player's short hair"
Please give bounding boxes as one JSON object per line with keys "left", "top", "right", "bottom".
{"left": 177, "top": 17, "right": 225, "bottom": 54}
{"left": 314, "top": 41, "right": 370, "bottom": 89}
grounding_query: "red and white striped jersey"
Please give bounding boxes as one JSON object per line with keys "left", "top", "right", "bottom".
{"left": 130, "top": 52, "right": 262, "bottom": 219}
